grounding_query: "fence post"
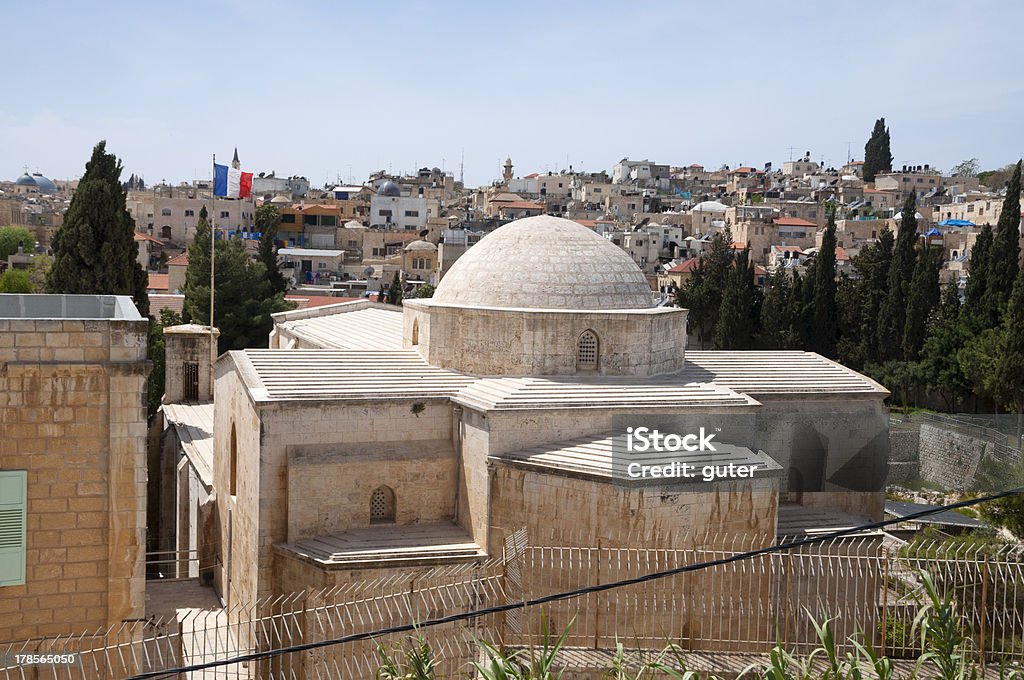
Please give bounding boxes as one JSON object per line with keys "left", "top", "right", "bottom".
{"left": 979, "top": 553, "right": 989, "bottom": 669}
{"left": 881, "top": 553, "right": 889, "bottom": 658}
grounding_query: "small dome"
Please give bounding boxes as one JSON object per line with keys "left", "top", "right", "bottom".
{"left": 404, "top": 240, "right": 437, "bottom": 252}
{"left": 15, "top": 173, "right": 37, "bottom": 187}
{"left": 269, "top": 194, "right": 291, "bottom": 203}
{"left": 691, "top": 200, "right": 728, "bottom": 213}
{"left": 378, "top": 180, "right": 401, "bottom": 197}
{"left": 893, "top": 211, "right": 925, "bottom": 221}
{"left": 433, "top": 215, "right": 654, "bottom": 310}
{"left": 31, "top": 174, "right": 57, "bottom": 194}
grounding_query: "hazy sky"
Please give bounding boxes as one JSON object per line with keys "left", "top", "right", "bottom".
{"left": 4, "top": 1, "right": 1022, "bottom": 188}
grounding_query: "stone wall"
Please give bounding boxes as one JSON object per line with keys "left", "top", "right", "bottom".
{"left": 918, "top": 423, "right": 991, "bottom": 491}
{"left": 0, "top": 317, "right": 149, "bottom": 640}
{"left": 405, "top": 300, "right": 687, "bottom": 377}
{"left": 886, "top": 429, "right": 920, "bottom": 485}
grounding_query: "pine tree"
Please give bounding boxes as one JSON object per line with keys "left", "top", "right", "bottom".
{"left": 181, "top": 207, "right": 293, "bottom": 352}
{"left": 878, "top": 194, "right": 918, "bottom": 360}
{"left": 256, "top": 203, "right": 288, "bottom": 295}
{"left": 980, "top": 160, "right": 1022, "bottom": 326}
{"left": 811, "top": 210, "right": 838, "bottom": 357}
{"left": 714, "top": 249, "right": 756, "bottom": 350}
{"left": 863, "top": 117, "right": 893, "bottom": 183}
{"left": 46, "top": 141, "right": 149, "bottom": 316}
{"left": 901, "top": 244, "right": 942, "bottom": 361}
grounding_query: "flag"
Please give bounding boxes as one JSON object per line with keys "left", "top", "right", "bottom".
{"left": 213, "top": 163, "right": 253, "bottom": 198}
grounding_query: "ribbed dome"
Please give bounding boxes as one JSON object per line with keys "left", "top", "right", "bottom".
{"left": 31, "top": 174, "right": 57, "bottom": 194}
{"left": 433, "top": 215, "right": 654, "bottom": 310}
{"left": 378, "top": 180, "right": 401, "bottom": 197}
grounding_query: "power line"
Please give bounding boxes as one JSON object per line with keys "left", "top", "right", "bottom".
{"left": 124, "top": 487, "right": 1024, "bottom": 680}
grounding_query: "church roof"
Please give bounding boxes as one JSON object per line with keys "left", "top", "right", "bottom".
{"left": 683, "top": 351, "right": 888, "bottom": 396}
{"left": 432, "top": 215, "right": 654, "bottom": 311}
{"left": 274, "top": 302, "right": 403, "bottom": 349}
{"left": 230, "top": 349, "right": 473, "bottom": 401}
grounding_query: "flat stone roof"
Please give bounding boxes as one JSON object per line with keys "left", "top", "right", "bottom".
{"left": 276, "top": 305, "right": 403, "bottom": 350}
{"left": 0, "top": 294, "right": 143, "bottom": 320}
{"left": 162, "top": 402, "right": 214, "bottom": 488}
{"left": 277, "top": 523, "right": 483, "bottom": 568}
{"left": 683, "top": 351, "right": 889, "bottom": 396}
{"left": 232, "top": 349, "right": 473, "bottom": 402}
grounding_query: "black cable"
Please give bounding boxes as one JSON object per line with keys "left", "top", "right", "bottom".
{"left": 125, "top": 487, "right": 1024, "bottom": 680}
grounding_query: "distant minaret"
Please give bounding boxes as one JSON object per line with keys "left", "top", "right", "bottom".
{"left": 503, "top": 157, "right": 514, "bottom": 183}
{"left": 232, "top": 148, "right": 240, "bottom": 170}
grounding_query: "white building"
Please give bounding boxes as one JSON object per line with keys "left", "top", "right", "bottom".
{"left": 369, "top": 180, "right": 429, "bottom": 230}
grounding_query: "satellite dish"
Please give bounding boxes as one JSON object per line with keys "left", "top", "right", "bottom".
{"left": 363, "top": 266, "right": 375, "bottom": 277}
{"left": 419, "top": 229, "right": 429, "bottom": 238}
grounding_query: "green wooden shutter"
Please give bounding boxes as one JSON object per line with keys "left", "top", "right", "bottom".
{"left": 0, "top": 470, "right": 27, "bottom": 587}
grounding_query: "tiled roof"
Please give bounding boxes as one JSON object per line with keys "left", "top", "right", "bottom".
{"left": 167, "top": 252, "right": 189, "bottom": 266}
{"left": 497, "top": 201, "right": 546, "bottom": 211}
{"left": 150, "top": 294, "right": 184, "bottom": 316}
{"left": 667, "top": 257, "right": 700, "bottom": 274}
{"left": 285, "top": 295, "right": 362, "bottom": 309}
{"left": 147, "top": 273, "right": 169, "bottom": 291}
{"left": 774, "top": 217, "right": 817, "bottom": 227}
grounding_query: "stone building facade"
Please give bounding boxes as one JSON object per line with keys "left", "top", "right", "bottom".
{"left": 0, "top": 294, "right": 149, "bottom": 640}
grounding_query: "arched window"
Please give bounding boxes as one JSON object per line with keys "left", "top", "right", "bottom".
{"left": 576, "top": 330, "right": 599, "bottom": 370}
{"left": 161, "top": 226, "right": 173, "bottom": 239}
{"left": 411, "top": 319, "right": 419, "bottom": 346}
{"left": 370, "top": 486, "right": 395, "bottom": 524}
{"left": 229, "top": 424, "right": 238, "bottom": 496}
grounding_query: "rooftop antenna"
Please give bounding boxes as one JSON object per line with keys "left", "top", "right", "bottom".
{"left": 786, "top": 146, "right": 797, "bottom": 161}
{"left": 460, "top": 148, "right": 464, "bottom": 185}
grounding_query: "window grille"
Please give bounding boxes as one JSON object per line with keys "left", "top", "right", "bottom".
{"left": 577, "top": 330, "right": 598, "bottom": 370}
{"left": 183, "top": 362, "right": 200, "bottom": 402}
{"left": 370, "top": 486, "right": 395, "bottom": 523}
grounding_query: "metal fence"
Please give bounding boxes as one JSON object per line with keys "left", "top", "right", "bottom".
{"left": 2, "top": 532, "right": 1022, "bottom": 679}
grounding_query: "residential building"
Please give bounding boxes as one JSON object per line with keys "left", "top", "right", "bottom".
{"left": 369, "top": 181, "right": 430, "bottom": 230}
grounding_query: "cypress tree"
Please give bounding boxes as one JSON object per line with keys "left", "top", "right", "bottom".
{"left": 901, "top": 244, "right": 942, "bottom": 361}
{"left": 674, "top": 229, "right": 734, "bottom": 348}
{"left": 387, "top": 271, "right": 404, "bottom": 306}
{"left": 963, "top": 223, "right": 993, "bottom": 326}
{"left": 811, "top": 210, "right": 838, "bottom": 357}
{"left": 714, "top": 248, "right": 756, "bottom": 350}
{"left": 878, "top": 194, "right": 918, "bottom": 360}
{"left": 759, "top": 268, "right": 793, "bottom": 349}
{"left": 858, "top": 228, "right": 894, "bottom": 363}
{"left": 863, "top": 117, "right": 893, "bottom": 183}
{"left": 998, "top": 259, "right": 1024, "bottom": 446}
{"left": 47, "top": 141, "right": 149, "bottom": 316}
{"left": 920, "top": 281, "right": 969, "bottom": 411}
{"left": 981, "top": 160, "right": 1022, "bottom": 326}
{"left": 256, "top": 203, "right": 288, "bottom": 295}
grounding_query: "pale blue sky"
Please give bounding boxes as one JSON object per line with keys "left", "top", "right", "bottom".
{"left": 4, "top": 1, "right": 1022, "bottom": 187}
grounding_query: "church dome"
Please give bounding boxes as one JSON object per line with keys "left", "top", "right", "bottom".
{"left": 15, "top": 173, "right": 37, "bottom": 187}
{"left": 378, "top": 180, "right": 401, "bottom": 197}
{"left": 432, "top": 215, "right": 654, "bottom": 310}
{"left": 31, "top": 174, "right": 57, "bottom": 194}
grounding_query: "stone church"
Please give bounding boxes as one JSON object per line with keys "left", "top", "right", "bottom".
{"left": 209, "top": 215, "right": 889, "bottom": 608}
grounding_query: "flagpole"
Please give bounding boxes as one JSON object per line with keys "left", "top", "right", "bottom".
{"left": 209, "top": 153, "right": 216, "bottom": 397}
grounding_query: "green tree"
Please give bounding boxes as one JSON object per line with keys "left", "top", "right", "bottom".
{"left": 146, "top": 308, "right": 182, "bottom": 416}
{"left": 980, "top": 160, "right": 1021, "bottom": 326}
{"left": 255, "top": 203, "right": 288, "bottom": 295}
{"left": 978, "top": 163, "right": 1017, "bottom": 191}
{"left": 857, "top": 228, "right": 894, "bottom": 365}
{"left": 811, "top": 210, "right": 838, "bottom": 357}
{"left": 714, "top": 248, "right": 757, "bottom": 350}
{"left": 758, "top": 268, "right": 794, "bottom": 349}
{"left": 674, "top": 229, "right": 734, "bottom": 348}
{"left": 414, "top": 284, "right": 435, "bottom": 298}
{"left": 958, "top": 327, "right": 1004, "bottom": 409}
{"left": 901, "top": 244, "right": 942, "bottom": 362}
{"left": 46, "top": 141, "right": 149, "bottom": 316}
{"left": 26, "top": 253, "right": 52, "bottom": 293}
{"left": 920, "top": 282, "right": 969, "bottom": 411}
{"left": 963, "top": 223, "right": 993, "bottom": 330}
{"left": 0, "top": 226, "right": 35, "bottom": 261}
{"left": 181, "top": 207, "right": 293, "bottom": 353}
{"left": 997, "top": 259, "right": 1024, "bottom": 446}
{"left": 878, "top": 194, "right": 918, "bottom": 360}
{"left": 387, "top": 271, "right": 404, "bottom": 306}
{"left": 787, "top": 268, "right": 812, "bottom": 348}
{"left": 863, "top": 117, "right": 893, "bottom": 183}
{"left": 0, "top": 268, "right": 33, "bottom": 293}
